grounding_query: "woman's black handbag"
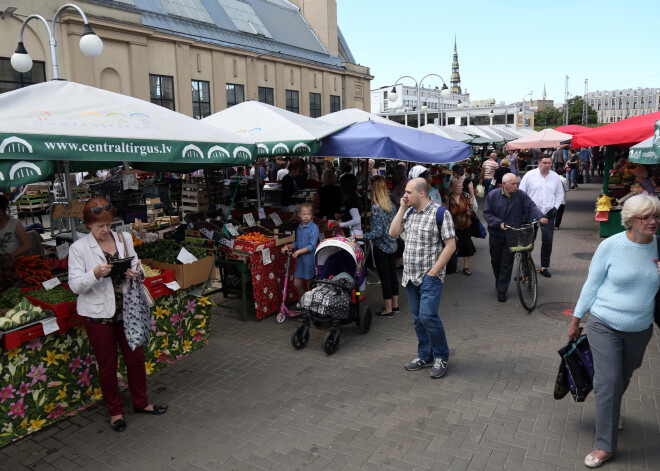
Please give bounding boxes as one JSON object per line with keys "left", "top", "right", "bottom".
{"left": 555, "top": 332, "right": 594, "bottom": 402}
{"left": 470, "top": 213, "right": 487, "bottom": 238}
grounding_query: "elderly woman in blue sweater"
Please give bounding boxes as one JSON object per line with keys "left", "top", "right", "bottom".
{"left": 569, "top": 194, "right": 660, "bottom": 469}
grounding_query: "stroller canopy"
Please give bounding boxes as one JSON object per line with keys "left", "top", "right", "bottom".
{"left": 315, "top": 236, "right": 365, "bottom": 287}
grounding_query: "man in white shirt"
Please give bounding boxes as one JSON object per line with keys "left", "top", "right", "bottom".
{"left": 519, "top": 155, "right": 563, "bottom": 278}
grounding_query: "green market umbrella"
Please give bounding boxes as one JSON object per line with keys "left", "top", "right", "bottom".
{"left": 202, "top": 100, "right": 349, "bottom": 156}
{"left": 0, "top": 80, "right": 257, "bottom": 187}
{"left": 629, "top": 120, "right": 660, "bottom": 164}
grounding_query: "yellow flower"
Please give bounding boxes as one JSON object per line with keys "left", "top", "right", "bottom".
{"left": 7, "top": 348, "right": 22, "bottom": 360}
{"left": 59, "top": 351, "right": 71, "bottom": 362}
{"left": 198, "top": 319, "right": 207, "bottom": 329}
{"left": 183, "top": 340, "right": 193, "bottom": 353}
{"left": 161, "top": 338, "right": 168, "bottom": 348}
{"left": 86, "top": 386, "right": 93, "bottom": 396}
{"left": 43, "top": 350, "right": 59, "bottom": 366}
{"left": 20, "top": 417, "right": 28, "bottom": 429}
{"left": 93, "top": 388, "right": 103, "bottom": 401}
{"left": 154, "top": 306, "right": 166, "bottom": 319}
{"left": 197, "top": 297, "right": 213, "bottom": 307}
{"left": 145, "top": 362, "right": 155, "bottom": 375}
{"left": 29, "top": 417, "right": 47, "bottom": 432}
{"left": 190, "top": 329, "right": 197, "bottom": 337}
{"left": 154, "top": 350, "right": 161, "bottom": 359}
{"left": 164, "top": 308, "right": 172, "bottom": 317}
{"left": 44, "top": 403, "right": 55, "bottom": 413}
{"left": 56, "top": 387, "right": 67, "bottom": 401}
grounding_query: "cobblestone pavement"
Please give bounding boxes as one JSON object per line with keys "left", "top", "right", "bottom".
{"left": 1, "top": 179, "right": 658, "bottom": 471}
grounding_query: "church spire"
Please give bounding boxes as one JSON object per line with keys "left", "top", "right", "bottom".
{"left": 543, "top": 83, "right": 547, "bottom": 100}
{"left": 450, "top": 34, "right": 462, "bottom": 94}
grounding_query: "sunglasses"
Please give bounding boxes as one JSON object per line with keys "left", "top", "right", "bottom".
{"left": 90, "top": 203, "right": 112, "bottom": 215}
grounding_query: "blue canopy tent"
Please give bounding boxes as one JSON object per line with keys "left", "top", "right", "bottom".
{"left": 315, "top": 120, "right": 471, "bottom": 163}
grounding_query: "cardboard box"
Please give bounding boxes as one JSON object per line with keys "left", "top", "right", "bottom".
{"left": 275, "top": 233, "right": 295, "bottom": 247}
{"left": 142, "top": 269, "right": 175, "bottom": 289}
{"left": 233, "top": 237, "right": 276, "bottom": 253}
{"left": 142, "top": 256, "right": 214, "bottom": 289}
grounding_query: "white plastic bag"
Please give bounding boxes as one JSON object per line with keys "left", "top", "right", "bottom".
{"left": 476, "top": 183, "right": 485, "bottom": 198}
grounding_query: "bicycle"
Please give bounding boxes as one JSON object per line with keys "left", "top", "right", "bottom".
{"left": 504, "top": 221, "right": 541, "bottom": 312}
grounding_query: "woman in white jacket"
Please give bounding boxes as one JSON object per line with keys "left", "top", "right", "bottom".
{"left": 68, "top": 197, "right": 167, "bottom": 432}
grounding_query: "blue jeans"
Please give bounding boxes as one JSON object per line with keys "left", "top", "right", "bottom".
{"left": 567, "top": 168, "right": 578, "bottom": 187}
{"left": 405, "top": 275, "right": 449, "bottom": 362}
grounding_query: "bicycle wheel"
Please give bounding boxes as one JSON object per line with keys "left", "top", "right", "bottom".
{"left": 516, "top": 254, "right": 538, "bottom": 312}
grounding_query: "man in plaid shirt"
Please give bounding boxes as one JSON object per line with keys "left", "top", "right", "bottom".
{"left": 390, "top": 178, "right": 456, "bottom": 379}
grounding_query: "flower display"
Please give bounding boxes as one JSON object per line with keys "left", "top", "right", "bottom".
{"left": 0, "top": 291, "right": 212, "bottom": 447}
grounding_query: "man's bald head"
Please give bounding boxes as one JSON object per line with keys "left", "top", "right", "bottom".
{"left": 490, "top": 152, "right": 497, "bottom": 159}
{"left": 502, "top": 173, "right": 518, "bottom": 184}
{"left": 410, "top": 177, "right": 429, "bottom": 196}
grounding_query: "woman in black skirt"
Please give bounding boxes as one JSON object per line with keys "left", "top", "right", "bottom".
{"left": 445, "top": 178, "right": 476, "bottom": 275}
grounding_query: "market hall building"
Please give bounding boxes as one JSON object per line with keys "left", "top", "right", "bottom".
{"left": 0, "top": 0, "right": 373, "bottom": 117}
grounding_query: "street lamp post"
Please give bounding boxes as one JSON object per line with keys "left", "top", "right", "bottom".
{"left": 388, "top": 74, "right": 451, "bottom": 128}
{"left": 520, "top": 92, "right": 533, "bottom": 128}
{"left": 421, "top": 88, "right": 448, "bottom": 126}
{"left": 10, "top": 3, "right": 104, "bottom": 241}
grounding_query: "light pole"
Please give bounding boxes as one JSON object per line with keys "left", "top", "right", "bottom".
{"left": 10, "top": 3, "right": 104, "bottom": 241}
{"left": 388, "top": 74, "right": 451, "bottom": 128}
{"left": 520, "top": 92, "right": 533, "bottom": 128}
{"left": 421, "top": 87, "right": 449, "bottom": 126}
{"left": 489, "top": 109, "right": 494, "bottom": 126}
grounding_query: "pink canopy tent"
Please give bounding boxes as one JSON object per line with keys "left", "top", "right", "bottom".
{"left": 571, "top": 112, "right": 660, "bottom": 148}
{"left": 506, "top": 128, "right": 573, "bottom": 150}
{"left": 554, "top": 124, "right": 590, "bottom": 135}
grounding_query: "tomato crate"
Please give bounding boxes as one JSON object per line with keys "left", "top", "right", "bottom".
{"left": 233, "top": 237, "right": 275, "bottom": 253}
{"left": 22, "top": 284, "right": 77, "bottom": 318}
{"left": 148, "top": 284, "right": 174, "bottom": 299}
{"left": 142, "top": 269, "right": 175, "bottom": 289}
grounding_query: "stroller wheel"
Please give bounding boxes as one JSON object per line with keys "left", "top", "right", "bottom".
{"left": 312, "top": 319, "right": 324, "bottom": 328}
{"left": 323, "top": 330, "right": 340, "bottom": 355}
{"left": 358, "top": 306, "right": 372, "bottom": 334}
{"left": 291, "top": 324, "right": 310, "bottom": 350}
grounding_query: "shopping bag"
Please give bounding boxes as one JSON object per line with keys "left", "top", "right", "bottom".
{"left": 594, "top": 211, "right": 609, "bottom": 222}
{"left": 476, "top": 184, "right": 485, "bottom": 198}
{"left": 553, "top": 359, "right": 570, "bottom": 400}
{"left": 470, "top": 213, "right": 487, "bottom": 238}
{"left": 556, "top": 333, "right": 594, "bottom": 402}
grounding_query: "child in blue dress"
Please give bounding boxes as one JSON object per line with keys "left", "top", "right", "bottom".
{"left": 281, "top": 202, "right": 319, "bottom": 296}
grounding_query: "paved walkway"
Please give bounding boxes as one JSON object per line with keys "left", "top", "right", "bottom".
{"left": 2, "top": 180, "right": 659, "bottom": 471}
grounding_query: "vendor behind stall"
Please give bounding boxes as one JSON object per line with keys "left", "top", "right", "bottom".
{"left": 281, "top": 160, "right": 302, "bottom": 210}
{"left": 337, "top": 173, "right": 363, "bottom": 238}
{"left": 314, "top": 169, "right": 341, "bottom": 220}
{"left": 0, "top": 194, "right": 32, "bottom": 258}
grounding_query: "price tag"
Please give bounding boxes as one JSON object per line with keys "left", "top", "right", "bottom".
{"left": 243, "top": 213, "right": 256, "bottom": 227}
{"left": 40, "top": 317, "right": 60, "bottom": 336}
{"left": 200, "top": 228, "right": 214, "bottom": 240}
{"left": 222, "top": 238, "right": 235, "bottom": 249}
{"left": 262, "top": 248, "right": 272, "bottom": 265}
{"left": 269, "top": 212, "right": 283, "bottom": 226}
{"left": 205, "top": 218, "right": 211, "bottom": 223}
{"left": 165, "top": 280, "right": 181, "bottom": 291}
{"left": 115, "top": 225, "right": 130, "bottom": 233}
{"left": 226, "top": 223, "right": 239, "bottom": 237}
{"left": 258, "top": 208, "right": 266, "bottom": 220}
{"left": 56, "top": 242, "right": 69, "bottom": 260}
{"left": 177, "top": 247, "right": 198, "bottom": 264}
{"left": 42, "top": 277, "right": 61, "bottom": 290}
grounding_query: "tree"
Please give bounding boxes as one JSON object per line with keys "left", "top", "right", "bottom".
{"left": 534, "top": 107, "right": 563, "bottom": 127}
{"left": 566, "top": 95, "right": 598, "bottom": 125}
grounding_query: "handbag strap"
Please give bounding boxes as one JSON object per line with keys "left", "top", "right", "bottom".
{"left": 120, "top": 231, "right": 129, "bottom": 259}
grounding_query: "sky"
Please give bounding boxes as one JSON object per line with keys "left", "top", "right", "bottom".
{"left": 337, "top": 0, "right": 659, "bottom": 105}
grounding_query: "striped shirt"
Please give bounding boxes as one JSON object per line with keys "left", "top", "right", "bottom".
{"left": 401, "top": 200, "right": 456, "bottom": 286}
{"left": 482, "top": 159, "right": 499, "bottom": 180}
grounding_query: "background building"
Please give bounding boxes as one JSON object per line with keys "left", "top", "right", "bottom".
{"left": 0, "top": 0, "right": 372, "bottom": 118}
{"left": 586, "top": 88, "right": 660, "bottom": 123}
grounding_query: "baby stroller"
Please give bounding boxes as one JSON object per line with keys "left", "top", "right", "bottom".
{"left": 291, "top": 236, "right": 372, "bottom": 355}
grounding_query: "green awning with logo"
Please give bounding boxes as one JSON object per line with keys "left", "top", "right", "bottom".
{"left": 629, "top": 121, "right": 660, "bottom": 165}
{"left": 0, "top": 80, "right": 257, "bottom": 187}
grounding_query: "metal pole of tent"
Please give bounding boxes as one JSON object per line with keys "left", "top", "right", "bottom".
{"left": 256, "top": 160, "right": 262, "bottom": 209}
{"left": 63, "top": 161, "right": 78, "bottom": 242}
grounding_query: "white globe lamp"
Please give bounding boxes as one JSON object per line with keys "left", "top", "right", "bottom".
{"left": 79, "top": 24, "right": 103, "bottom": 57}
{"left": 10, "top": 42, "right": 33, "bottom": 73}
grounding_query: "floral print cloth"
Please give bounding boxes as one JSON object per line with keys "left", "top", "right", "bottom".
{"left": 362, "top": 204, "right": 397, "bottom": 254}
{"left": 0, "top": 291, "right": 213, "bottom": 448}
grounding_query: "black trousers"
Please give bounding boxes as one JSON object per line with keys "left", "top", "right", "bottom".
{"left": 555, "top": 204, "right": 565, "bottom": 228}
{"left": 533, "top": 210, "right": 557, "bottom": 268}
{"left": 373, "top": 246, "right": 399, "bottom": 300}
{"left": 489, "top": 237, "right": 514, "bottom": 294}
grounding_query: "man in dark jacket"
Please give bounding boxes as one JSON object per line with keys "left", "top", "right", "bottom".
{"left": 483, "top": 173, "right": 547, "bottom": 302}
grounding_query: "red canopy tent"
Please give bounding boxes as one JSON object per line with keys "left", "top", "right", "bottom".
{"left": 554, "top": 124, "right": 590, "bottom": 135}
{"left": 571, "top": 112, "right": 660, "bottom": 148}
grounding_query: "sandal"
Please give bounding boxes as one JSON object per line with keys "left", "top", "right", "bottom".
{"left": 462, "top": 268, "right": 471, "bottom": 276}
{"left": 111, "top": 418, "right": 127, "bottom": 432}
{"left": 584, "top": 452, "right": 613, "bottom": 468}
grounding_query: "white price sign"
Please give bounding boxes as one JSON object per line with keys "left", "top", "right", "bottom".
{"left": 122, "top": 173, "right": 139, "bottom": 190}
{"left": 200, "top": 228, "right": 214, "bottom": 240}
{"left": 269, "top": 213, "right": 283, "bottom": 226}
{"left": 258, "top": 208, "right": 266, "bottom": 220}
{"left": 243, "top": 213, "right": 256, "bottom": 227}
{"left": 40, "top": 317, "right": 60, "bottom": 336}
{"left": 42, "top": 277, "right": 62, "bottom": 290}
{"left": 177, "top": 247, "right": 198, "bottom": 264}
{"left": 222, "top": 238, "right": 235, "bottom": 249}
{"left": 56, "top": 242, "right": 69, "bottom": 260}
{"left": 262, "top": 248, "right": 272, "bottom": 265}
{"left": 165, "top": 280, "right": 181, "bottom": 291}
{"left": 115, "top": 225, "right": 130, "bottom": 233}
{"left": 226, "top": 224, "right": 239, "bottom": 237}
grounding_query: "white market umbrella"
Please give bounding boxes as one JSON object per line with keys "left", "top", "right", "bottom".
{"left": 317, "top": 108, "right": 405, "bottom": 127}
{"left": 506, "top": 128, "right": 573, "bottom": 150}
{"left": 202, "top": 100, "right": 348, "bottom": 156}
{"left": 0, "top": 81, "right": 256, "bottom": 184}
{"left": 418, "top": 124, "right": 474, "bottom": 143}
{"left": 629, "top": 120, "right": 660, "bottom": 164}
